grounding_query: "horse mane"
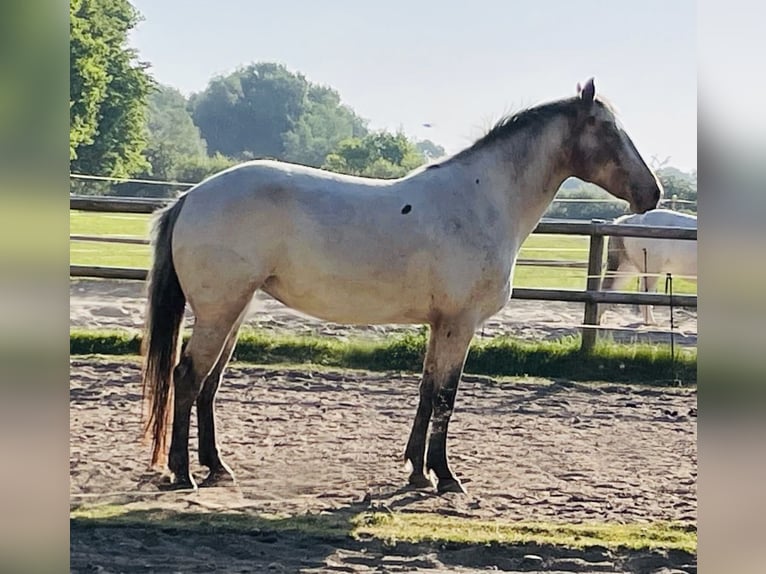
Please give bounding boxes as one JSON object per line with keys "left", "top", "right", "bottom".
{"left": 444, "top": 97, "right": 577, "bottom": 163}
{"left": 433, "top": 95, "right": 617, "bottom": 166}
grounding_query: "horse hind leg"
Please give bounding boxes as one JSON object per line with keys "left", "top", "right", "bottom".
{"left": 165, "top": 292, "right": 256, "bottom": 489}
{"left": 196, "top": 310, "right": 248, "bottom": 487}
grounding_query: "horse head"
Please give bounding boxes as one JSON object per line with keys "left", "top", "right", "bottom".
{"left": 568, "top": 78, "right": 662, "bottom": 214}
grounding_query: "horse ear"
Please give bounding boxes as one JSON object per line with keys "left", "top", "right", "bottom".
{"left": 576, "top": 82, "right": 582, "bottom": 94}
{"left": 580, "top": 78, "right": 596, "bottom": 104}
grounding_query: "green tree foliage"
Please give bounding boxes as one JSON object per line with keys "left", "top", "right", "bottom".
{"left": 657, "top": 167, "right": 697, "bottom": 214}
{"left": 92, "top": 84, "right": 222, "bottom": 198}
{"left": 282, "top": 85, "right": 368, "bottom": 167}
{"left": 190, "top": 63, "right": 308, "bottom": 159}
{"left": 415, "top": 139, "right": 446, "bottom": 161}
{"left": 171, "top": 153, "right": 237, "bottom": 186}
{"left": 323, "top": 131, "right": 426, "bottom": 178}
{"left": 190, "top": 63, "right": 368, "bottom": 164}
{"left": 143, "top": 85, "right": 207, "bottom": 179}
{"left": 105, "top": 153, "right": 236, "bottom": 198}
{"left": 70, "top": 0, "right": 152, "bottom": 177}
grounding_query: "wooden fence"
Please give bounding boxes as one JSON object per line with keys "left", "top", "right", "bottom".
{"left": 70, "top": 196, "right": 697, "bottom": 352}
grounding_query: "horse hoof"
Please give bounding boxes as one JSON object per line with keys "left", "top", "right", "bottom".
{"left": 200, "top": 467, "right": 236, "bottom": 488}
{"left": 437, "top": 478, "right": 466, "bottom": 494}
{"left": 407, "top": 473, "right": 434, "bottom": 489}
{"left": 158, "top": 474, "right": 197, "bottom": 491}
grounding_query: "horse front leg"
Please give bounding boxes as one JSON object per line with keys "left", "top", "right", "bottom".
{"left": 404, "top": 329, "right": 439, "bottom": 488}
{"left": 404, "top": 369, "right": 436, "bottom": 489}
{"left": 425, "top": 322, "right": 474, "bottom": 494}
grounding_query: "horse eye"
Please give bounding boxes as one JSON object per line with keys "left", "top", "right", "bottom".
{"left": 587, "top": 116, "right": 597, "bottom": 126}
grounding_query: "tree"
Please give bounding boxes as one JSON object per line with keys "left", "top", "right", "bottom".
{"left": 190, "top": 63, "right": 368, "bottom": 165}
{"left": 107, "top": 153, "right": 237, "bottom": 198}
{"left": 104, "top": 85, "right": 210, "bottom": 198}
{"left": 190, "top": 63, "right": 309, "bottom": 160}
{"left": 657, "top": 168, "right": 697, "bottom": 214}
{"left": 171, "top": 153, "right": 237, "bottom": 186}
{"left": 282, "top": 84, "right": 368, "bottom": 167}
{"left": 70, "top": 0, "right": 152, "bottom": 177}
{"left": 143, "top": 84, "right": 207, "bottom": 179}
{"left": 322, "top": 131, "right": 426, "bottom": 178}
{"left": 415, "top": 139, "right": 446, "bottom": 161}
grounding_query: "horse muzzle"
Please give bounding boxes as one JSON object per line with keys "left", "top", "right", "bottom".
{"left": 631, "top": 186, "right": 661, "bottom": 214}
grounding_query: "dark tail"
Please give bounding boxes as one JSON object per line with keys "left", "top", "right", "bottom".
{"left": 601, "top": 234, "right": 626, "bottom": 291}
{"left": 141, "top": 196, "right": 188, "bottom": 467}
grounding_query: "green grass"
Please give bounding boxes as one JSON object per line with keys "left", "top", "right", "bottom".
{"left": 358, "top": 513, "right": 696, "bottom": 553}
{"left": 70, "top": 504, "right": 696, "bottom": 554}
{"left": 70, "top": 211, "right": 151, "bottom": 268}
{"left": 70, "top": 211, "right": 152, "bottom": 236}
{"left": 69, "top": 210, "right": 696, "bottom": 292}
{"left": 70, "top": 328, "right": 696, "bottom": 384}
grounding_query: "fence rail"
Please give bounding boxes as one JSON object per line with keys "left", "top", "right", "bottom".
{"left": 69, "top": 196, "right": 698, "bottom": 240}
{"left": 70, "top": 196, "right": 697, "bottom": 351}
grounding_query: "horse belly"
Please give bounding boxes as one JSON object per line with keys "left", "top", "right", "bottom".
{"left": 261, "top": 273, "right": 433, "bottom": 325}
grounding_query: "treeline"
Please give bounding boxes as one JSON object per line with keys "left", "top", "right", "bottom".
{"left": 69, "top": 0, "right": 695, "bottom": 219}
{"left": 69, "top": 1, "right": 443, "bottom": 198}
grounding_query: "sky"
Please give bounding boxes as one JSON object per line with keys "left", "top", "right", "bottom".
{"left": 128, "top": 0, "right": 697, "bottom": 171}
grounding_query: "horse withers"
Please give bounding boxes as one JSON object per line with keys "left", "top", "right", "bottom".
{"left": 600, "top": 209, "right": 697, "bottom": 325}
{"left": 141, "top": 78, "right": 662, "bottom": 493}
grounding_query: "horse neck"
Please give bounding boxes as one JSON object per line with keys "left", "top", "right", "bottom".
{"left": 472, "top": 117, "right": 572, "bottom": 242}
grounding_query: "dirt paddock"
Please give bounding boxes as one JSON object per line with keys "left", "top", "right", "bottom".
{"left": 70, "top": 358, "right": 696, "bottom": 573}
{"left": 70, "top": 279, "right": 697, "bottom": 572}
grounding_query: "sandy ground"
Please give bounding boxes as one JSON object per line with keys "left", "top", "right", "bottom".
{"left": 70, "top": 279, "right": 697, "bottom": 573}
{"left": 70, "top": 360, "right": 696, "bottom": 573}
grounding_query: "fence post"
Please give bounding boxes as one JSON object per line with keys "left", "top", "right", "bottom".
{"left": 581, "top": 219, "right": 606, "bottom": 353}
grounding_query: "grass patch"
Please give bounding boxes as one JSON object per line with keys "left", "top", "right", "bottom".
{"left": 357, "top": 513, "right": 696, "bottom": 553}
{"left": 70, "top": 211, "right": 151, "bottom": 268}
{"left": 70, "top": 330, "right": 143, "bottom": 355}
{"left": 70, "top": 328, "right": 696, "bottom": 384}
{"left": 70, "top": 504, "right": 695, "bottom": 553}
{"left": 70, "top": 211, "right": 152, "bottom": 237}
